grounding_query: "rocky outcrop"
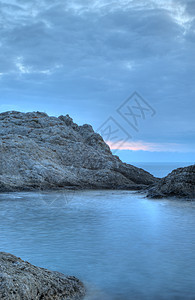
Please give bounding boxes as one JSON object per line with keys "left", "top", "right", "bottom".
{"left": 0, "top": 111, "right": 157, "bottom": 192}
{"left": 0, "top": 252, "right": 85, "bottom": 300}
{"left": 147, "top": 165, "right": 195, "bottom": 199}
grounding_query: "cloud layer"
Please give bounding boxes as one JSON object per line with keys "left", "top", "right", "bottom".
{"left": 0, "top": 0, "right": 194, "bottom": 158}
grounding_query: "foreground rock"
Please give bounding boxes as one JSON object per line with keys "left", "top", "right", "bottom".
{"left": 0, "top": 111, "right": 157, "bottom": 192}
{"left": 0, "top": 252, "right": 85, "bottom": 300}
{"left": 147, "top": 165, "right": 195, "bottom": 199}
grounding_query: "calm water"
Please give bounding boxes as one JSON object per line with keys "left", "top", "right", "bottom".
{"left": 133, "top": 162, "right": 193, "bottom": 178}
{"left": 0, "top": 164, "right": 195, "bottom": 300}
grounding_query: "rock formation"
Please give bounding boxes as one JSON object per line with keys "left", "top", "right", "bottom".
{"left": 0, "top": 111, "right": 157, "bottom": 192}
{"left": 147, "top": 165, "right": 195, "bottom": 199}
{"left": 0, "top": 252, "right": 85, "bottom": 300}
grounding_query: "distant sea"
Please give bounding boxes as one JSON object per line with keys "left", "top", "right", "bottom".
{"left": 132, "top": 162, "right": 194, "bottom": 178}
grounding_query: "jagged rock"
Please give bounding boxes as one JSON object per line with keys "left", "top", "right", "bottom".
{"left": 147, "top": 165, "right": 195, "bottom": 199}
{"left": 0, "top": 111, "right": 157, "bottom": 192}
{"left": 0, "top": 252, "right": 85, "bottom": 300}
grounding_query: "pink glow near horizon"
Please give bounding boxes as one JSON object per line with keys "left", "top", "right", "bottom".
{"left": 106, "top": 140, "right": 188, "bottom": 152}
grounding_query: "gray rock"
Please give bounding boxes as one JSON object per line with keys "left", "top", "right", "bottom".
{"left": 0, "top": 111, "right": 157, "bottom": 192}
{"left": 147, "top": 165, "right": 195, "bottom": 199}
{"left": 0, "top": 252, "right": 85, "bottom": 300}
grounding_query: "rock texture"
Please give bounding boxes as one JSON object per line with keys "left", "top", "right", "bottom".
{"left": 0, "top": 252, "right": 85, "bottom": 300}
{"left": 0, "top": 111, "right": 157, "bottom": 192}
{"left": 147, "top": 165, "right": 195, "bottom": 199}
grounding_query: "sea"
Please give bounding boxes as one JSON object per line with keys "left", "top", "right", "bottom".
{"left": 0, "top": 162, "right": 194, "bottom": 300}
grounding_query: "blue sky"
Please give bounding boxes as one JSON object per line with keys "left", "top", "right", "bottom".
{"left": 0, "top": 0, "right": 194, "bottom": 162}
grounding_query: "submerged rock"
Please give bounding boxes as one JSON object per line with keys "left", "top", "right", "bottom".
{"left": 0, "top": 111, "right": 157, "bottom": 192}
{"left": 0, "top": 252, "right": 85, "bottom": 300}
{"left": 147, "top": 165, "right": 195, "bottom": 199}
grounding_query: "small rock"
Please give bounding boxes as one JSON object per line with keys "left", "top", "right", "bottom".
{"left": 147, "top": 165, "right": 195, "bottom": 199}
{"left": 0, "top": 252, "right": 85, "bottom": 300}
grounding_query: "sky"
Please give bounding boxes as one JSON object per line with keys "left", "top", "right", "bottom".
{"left": 0, "top": 0, "right": 194, "bottom": 163}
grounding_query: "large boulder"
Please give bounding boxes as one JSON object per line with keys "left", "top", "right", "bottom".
{"left": 147, "top": 165, "right": 195, "bottom": 199}
{"left": 0, "top": 252, "right": 85, "bottom": 300}
{"left": 0, "top": 111, "right": 157, "bottom": 192}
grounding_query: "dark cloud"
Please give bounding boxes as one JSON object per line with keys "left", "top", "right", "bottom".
{"left": 176, "top": 0, "right": 195, "bottom": 16}
{"left": 0, "top": 0, "right": 194, "bottom": 158}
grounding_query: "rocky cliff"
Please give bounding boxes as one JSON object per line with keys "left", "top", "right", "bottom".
{"left": 0, "top": 252, "right": 85, "bottom": 300}
{"left": 0, "top": 111, "right": 157, "bottom": 192}
{"left": 147, "top": 165, "right": 195, "bottom": 199}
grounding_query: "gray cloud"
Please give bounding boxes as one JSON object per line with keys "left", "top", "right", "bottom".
{"left": 0, "top": 0, "right": 194, "bottom": 156}
{"left": 0, "top": 0, "right": 193, "bottom": 73}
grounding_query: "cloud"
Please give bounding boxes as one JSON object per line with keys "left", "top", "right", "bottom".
{"left": 0, "top": 0, "right": 194, "bottom": 76}
{"left": 0, "top": 0, "right": 194, "bottom": 157}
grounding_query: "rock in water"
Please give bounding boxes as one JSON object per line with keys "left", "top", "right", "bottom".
{"left": 0, "top": 111, "right": 157, "bottom": 192}
{"left": 147, "top": 165, "right": 195, "bottom": 199}
{"left": 0, "top": 252, "right": 85, "bottom": 300}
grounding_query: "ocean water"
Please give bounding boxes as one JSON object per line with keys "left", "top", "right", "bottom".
{"left": 133, "top": 162, "right": 193, "bottom": 178}
{"left": 0, "top": 164, "right": 195, "bottom": 300}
